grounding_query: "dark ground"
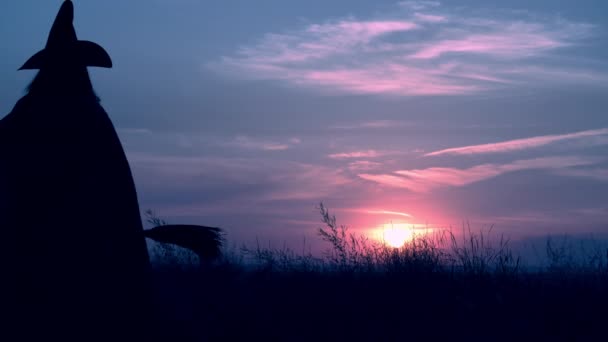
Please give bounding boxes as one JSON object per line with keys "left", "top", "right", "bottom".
{"left": 149, "top": 263, "right": 608, "bottom": 342}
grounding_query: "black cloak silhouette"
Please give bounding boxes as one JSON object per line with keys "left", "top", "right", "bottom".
{"left": 0, "top": 1, "right": 154, "bottom": 339}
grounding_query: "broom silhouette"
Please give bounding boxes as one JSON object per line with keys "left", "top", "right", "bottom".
{"left": 143, "top": 210, "right": 225, "bottom": 263}
{"left": 144, "top": 224, "right": 224, "bottom": 262}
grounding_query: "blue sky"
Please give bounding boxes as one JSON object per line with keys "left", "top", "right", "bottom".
{"left": 1, "top": 0, "right": 608, "bottom": 252}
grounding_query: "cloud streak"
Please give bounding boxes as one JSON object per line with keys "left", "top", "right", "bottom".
{"left": 399, "top": 1, "right": 440, "bottom": 11}
{"left": 359, "top": 156, "right": 600, "bottom": 192}
{"left": 328, "top": 149, "right": 392, "bottom": 159}
{"left": 228, "top": 135, "right": 301, "bottom": 151}
{"left": 330, "top": 120, "right": 412, "bottom": 130}
{"left": 366, "top": 210, "right": 413, "bottom": 218}
{"left": 409, "top": 26, "right": 564, "bottom": 60}
{"left": 348, "top": 161, "right": 383, "bottom": 171}
{"left": 413, "top": 13, "right": 446, "bottom": 23}
{"left": 211, "top": 2, "right": 603, "bottom": 96}
{"left": 426, "top": 128, "right": 608, "bottom": 156}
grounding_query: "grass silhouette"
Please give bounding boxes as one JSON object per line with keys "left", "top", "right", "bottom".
{"left": 147, "top": 203, "right": 608, "bottom": 341}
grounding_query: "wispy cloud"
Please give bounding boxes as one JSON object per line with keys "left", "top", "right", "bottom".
{"left": 348, "top": 160, "right": 383, "bottom": 171}
{"left": 328, "top": 149, "right": 393, "bottom": 159}
{"left": 366, "top": 210, "right": 413, "bottom": 218}
{"left": 331, "top": 120, "right": 412, "bottom": 130}
{"left": 426, "top": 128, "right": 608, "bottom": 157}
{"left": 229, "top": 135, "right": 301, "bottom": 151}
{"left": 359, "top": 156, "right": 600, "bottom": 192}
{"left": 399, "top": 1, "right": 440, "bottom": 11}
{"left": 335, "top": 207, "right": 415, "bottom": 219}
{"left": 413, "top": 13, "right": 446, "bottom": 23}
{"left": 210, "top": 2, "right": 603, "bottom": 96}
{"left": 409, "top": 29, "right": 563, "bottom": 60}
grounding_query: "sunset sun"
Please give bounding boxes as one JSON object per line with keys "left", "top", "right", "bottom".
{"left": 380, "top": 224, "right": 415, "bottom": 248}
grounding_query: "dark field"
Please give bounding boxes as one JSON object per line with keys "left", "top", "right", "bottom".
{"left": 148, "top": 206, "right": 608, "bottom": 342}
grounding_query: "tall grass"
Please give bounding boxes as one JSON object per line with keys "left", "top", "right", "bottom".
{"left": 148, "top": 203, "right": 608, "bottom": 340}
{"left": 148, "top": 203, "right": 608, "bottom": 279}
{"left": 313, "top": 203, "right": 523, "bottom": 277}
{"left": 204, "top": 203, "right": 608, "bottom": 277}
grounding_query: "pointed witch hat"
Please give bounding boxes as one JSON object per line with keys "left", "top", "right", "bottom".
{"left": 19, "top": 0, "right": 112, "bottom": 70}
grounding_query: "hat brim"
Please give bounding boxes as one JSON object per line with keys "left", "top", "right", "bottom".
{"left": 19, "top": 40, "right": 113, "bottom": 70}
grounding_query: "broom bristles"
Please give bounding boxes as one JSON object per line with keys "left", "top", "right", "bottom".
{"left": 143, "top": 224, "right": 225, "bottom": 261}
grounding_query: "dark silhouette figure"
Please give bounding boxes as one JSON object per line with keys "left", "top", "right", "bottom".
{"left": 0, "top": 1, "right": 153, "bottom": 340}
{"left": 144, "top": 224, "right": 225, "bottom": 264}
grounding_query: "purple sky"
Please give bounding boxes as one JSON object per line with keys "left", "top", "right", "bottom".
{"left": 1, "top": 1, "right": 608, "bottom": 253}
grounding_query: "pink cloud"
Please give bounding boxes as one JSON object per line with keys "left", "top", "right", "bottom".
{"left": 359, "top": 156, "right": 600, "bottom": 192}
{"left": 211, "top": 2, "right": 601, "bottom": 96}
{"left": 410, "top": 30, "right": 563, "bottom": 59}
{"left": 426, "top": 128, "right": 608, "bottom": 156}
{"left": 303, "top": 65, "right": 480, "bottom": 95}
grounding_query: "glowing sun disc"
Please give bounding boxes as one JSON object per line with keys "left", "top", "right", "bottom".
{"left": 383, "top": 227, "right": 413, "bottom": 248}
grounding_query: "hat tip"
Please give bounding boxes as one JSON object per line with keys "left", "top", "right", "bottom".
{"left": 58, "top": 0, "right": 74, "bottom": 21}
